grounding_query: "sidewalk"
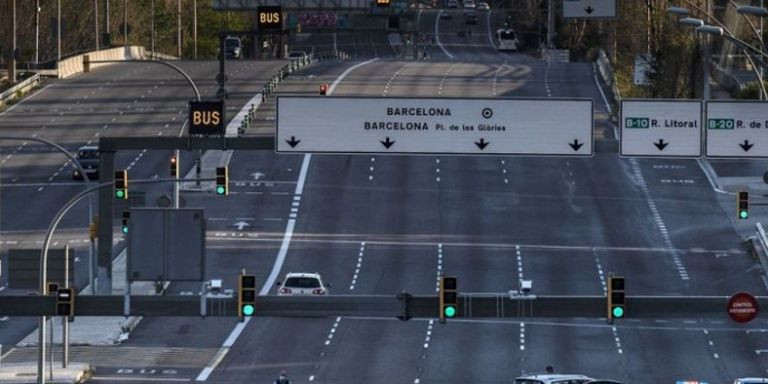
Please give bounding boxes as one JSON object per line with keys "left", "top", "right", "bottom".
{"left": 0, "top": 249, "right": 157, "bottom": 383}
{"left": 0, "top": 363, "right": 90, "bottom": 384}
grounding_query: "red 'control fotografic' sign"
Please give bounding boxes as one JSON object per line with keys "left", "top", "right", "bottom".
{"left": 727, "top": 292, "right": 759, "bottom": 323}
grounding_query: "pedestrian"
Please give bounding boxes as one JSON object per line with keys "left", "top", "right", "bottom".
{"left": 274, "top": 370, "right": 290, "bottom": 384}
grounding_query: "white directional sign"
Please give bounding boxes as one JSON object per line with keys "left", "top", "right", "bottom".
{"left": 620, "top": 100, "right": 702, "bottom": 158}
{"left": 563, "top": 0, "right": 617, "bottom": 19}
{"left": 276, "top": 96, "right": 593, "bottom": 156}
{"left": 706, "top": 101, "right": 768, "bottom": 158}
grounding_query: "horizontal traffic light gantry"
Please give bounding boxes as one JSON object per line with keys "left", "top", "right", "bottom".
{"left": 216, "top": 166, "right": 229, "bottom": 195}
{"left": 607, "top": 276, "right": 625, "bottom": 321}
{"left": 439, "top": 276, "right": 458, "bottom": 322}
{"left": 114, "top": 170, "right": 128, "bottom": 200}
{"left": 738, "top": 191, "right": 749, "bottom": 220}
{"left": 238, "top": 274, "right": 257, "bottom": 319}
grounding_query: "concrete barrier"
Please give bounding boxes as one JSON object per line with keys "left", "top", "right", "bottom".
{"left": 0, "top": 73, "right": 40, "bottom": 108}
{"left": 58, "top": 46, "right": 177, "bottom": 79}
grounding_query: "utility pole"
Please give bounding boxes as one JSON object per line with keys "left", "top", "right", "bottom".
{"left": 94, "top": 0, "right": 99, "bottom": 50}
{"left": 193, "top": 0, "right": 198, "bottom": 60}
{"left": 10, "top": 0, "right": 17, "bottom": 84}
{"left": 151, "top": 0, "right": 155, "bottom": 57}
{"left": 57, "top": 0, "right": 61, "bottom": 63}
{"left": 177, "top": 0, "right": 182, "bottom": 58}
{"left": 547, "top": 0, "right": 554, "bottom": 48}
{"left": 35, "top": 0, "right": 40, "bottom": 65}
{"left": 123, "top": 0, "right": 127, "bottom": 46}
{"left": 104, "top": 0, "right": 110, "bottom": 47}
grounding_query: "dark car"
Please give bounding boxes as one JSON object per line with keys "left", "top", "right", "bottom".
{"left": 72, "top": 145, "right": 99, "bottom": 181}
{"left": 465, "top": 12, "right": 478, "bottom": 24}
{"left": 585, "top": 381, "right": 624, "bottom": 384}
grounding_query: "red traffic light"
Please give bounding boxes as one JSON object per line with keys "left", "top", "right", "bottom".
{"left": 320, "top": 84, "right": 328, "bottom": 95}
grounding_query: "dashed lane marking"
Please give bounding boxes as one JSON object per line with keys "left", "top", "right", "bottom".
{"left": 349, "top": 242, "right": 366, "bottom": 291}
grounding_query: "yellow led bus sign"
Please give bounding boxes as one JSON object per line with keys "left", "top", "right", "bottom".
{"left": 189, "top": 101, "right": 224, "bottom": 135}
{"left": 258, "top": 6, "right": 282, "bottom": 31}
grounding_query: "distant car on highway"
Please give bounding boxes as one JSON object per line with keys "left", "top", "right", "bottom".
{"left": 288, "top": 51, "right": 308, "bottom": 60}
{"left": 477, "top": 1, "right": 489, "bottom": 10}
{"left": 440, "top": 10, "right": 452, "bottom": 19}
{"left": 735, "top": 379, "right": 768, "bottom": 384}
{"left": 447, "top": 0, "right": 458, "bottom": 8}
{"left": 463, "top": 0, "right": 475, "bottom": 9}
{"left": 465, "top": 11, "right": 478, "bottom": 24}
{"left": 224, "top": 36, "right": 242, "bottom": 59}
{"left": 72, "top": 145, "right": 99, "bottom": 181}
{"left": 585, "top": 381, "right": 623, "bottom": 384}
{"left": 514, "top": 374, "right": 594, "bottom": 384}
{"left": 276, "top": 272, "right": 330, "bottom": 296}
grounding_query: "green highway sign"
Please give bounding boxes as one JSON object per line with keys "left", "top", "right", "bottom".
{"left": 708, "top": 118, "right": 735, "bottom": 130}
{"left": 625, "top": 117, "right": 650, "bottom": 129}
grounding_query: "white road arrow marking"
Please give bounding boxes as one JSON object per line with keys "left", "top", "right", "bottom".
{"left": 234, "top": 221, "right": 251, "bottom": 231}
{"left": 251, "top": 172, "right": 265, "bottom": 180}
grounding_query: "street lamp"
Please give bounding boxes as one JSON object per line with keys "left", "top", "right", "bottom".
{"left": 696, "top": 24, "right": 768, "bottom": 99}
{"left": 679, "top": 17, "right": 705, "bottom": 27}
{"left": 737, "top": 5, "right": 768, "bottom": 18}
{"left": 667, "top": 6, "right": 691, "bottom": 16}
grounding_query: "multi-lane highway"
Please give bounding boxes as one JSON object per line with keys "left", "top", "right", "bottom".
{"left": 1, "top": 7, "right": 767, "bottom": 384}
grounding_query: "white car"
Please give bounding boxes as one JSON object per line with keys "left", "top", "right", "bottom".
{"left": 514, "top": 374, "right": 594, "bottom": 384}
{"left": 463, "top": 0, "right": 475, "bottom": 8}
{"left": 735, "top": 379, "right": 768, "bottom": 384}
{"left": 447, "top": 0, "right": 458, "bottom": 8}
{"left": 477, "top": 1, "right": 489, "bottom": 10}
{"left": 276, "top": 272, "right": 330, "bottom": 295}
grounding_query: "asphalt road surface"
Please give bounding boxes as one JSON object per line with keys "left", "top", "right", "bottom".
{"left": 0, "top": 9, "right": 766, "bottom": 384}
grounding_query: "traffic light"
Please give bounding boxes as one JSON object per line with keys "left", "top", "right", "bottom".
{"left": 607, "top": 276, "right": 625, "bottom": 321}
{"left": 121, "top": 211, "right": 130, "bottom": 234}
{"left": 439, "top": 276, "right": 458, "bottom": 322}
{"left": 115, "top": 170, "right": 128, "bottom": 199}
{"left": 319, "top": 84, "right": 328, "bottom": 95}
{"left": 238, "top": 274, "right": 257, "bottom": 320}
{"left": 56, "top": 288, "right": 75, "bottom": 317}
{"left": 170, "top": 155, "right": 178, "bottom": 177}
{"left": 215, "top": 167, "right": 228, "bottom": 195}
{"left": 738, "top": 191, "right": 749, "bottom": 220}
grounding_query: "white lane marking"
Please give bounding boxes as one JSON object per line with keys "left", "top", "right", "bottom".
{"left": 492, "top": 61, "right": 507, "bottom": 97}
{"left": 198, "top": 59, "right": 379, "bottom": 382}
{"left": 696, "top": 158, "right": 728, "bottom": 194}
{"left": 328, "top": 58, "right": 379, "bottom": 95}
{"left": 435, "top": 11, "right": 455, "bottom": 59}
{"left": 516, "top": 245, "right": 526, "bottom": 350}
{"left": 349, "top": 242, "right": 366, "bottom": 290}
{"left": 629, "top": 159, "right": 689, "bottom": 281}
{"left": 611, "top": 326, "right": 623, "bottom": 354}
{"left": 594, "top": 253, "right": 607, "bottom": 296}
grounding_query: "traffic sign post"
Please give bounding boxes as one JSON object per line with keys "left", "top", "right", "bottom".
{"left": 277, "top": 96, "right": 593, "bottom": 156}
{"left": 705, "top": 101, "right": 768, "bottom": 158}
{"left": 620, "top": 100, "right": 702, "bottom": 158}
{"left": 562, "top": 0, "right": 617, "bottom": 19}
{"left": 727, "top": 291, "right": 758, "bottom": 323}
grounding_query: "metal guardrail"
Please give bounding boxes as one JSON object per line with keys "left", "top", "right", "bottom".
{"left": 241, "top": 50, "right": 350, "bottom": 135}
{"left": 0, "top": 73, "right": 41, "bottom": 107}
{"left": 754, "top": 222, "right": 768, "bottom": 281}
{"left": 596, "top": 49, "right": 621, "bottom": 108}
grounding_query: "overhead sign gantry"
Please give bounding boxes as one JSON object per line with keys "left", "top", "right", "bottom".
{"left": 276, "top": 96, "right": 594, "bottom": 156}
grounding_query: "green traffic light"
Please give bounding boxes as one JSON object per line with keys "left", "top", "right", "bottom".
{"left": 242, "top": 304, "right": 255, "bottom": 316}
{"left": 122, "top": 226, "right": 128, "bottom": 234}
{"left": 612, "top": 306, "right": 624, "bottom": 318}
{"left": 115, "top": 189, "right": 125, "bottom": 199}
{"left": 444, "top": 305, "right": 456, "bottom": 318}
{"left": 740, "top": 210, "right": 749, "bottom": 219}
{"left": 216, "top": 186, "right": 226, "bottom": 195}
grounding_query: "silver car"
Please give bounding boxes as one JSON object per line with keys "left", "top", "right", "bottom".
{"left": 735, "top": 379, "right": 768, "bottom": 384}
{"left": 514, "top": 374, "right": 594, "bottom": 384}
